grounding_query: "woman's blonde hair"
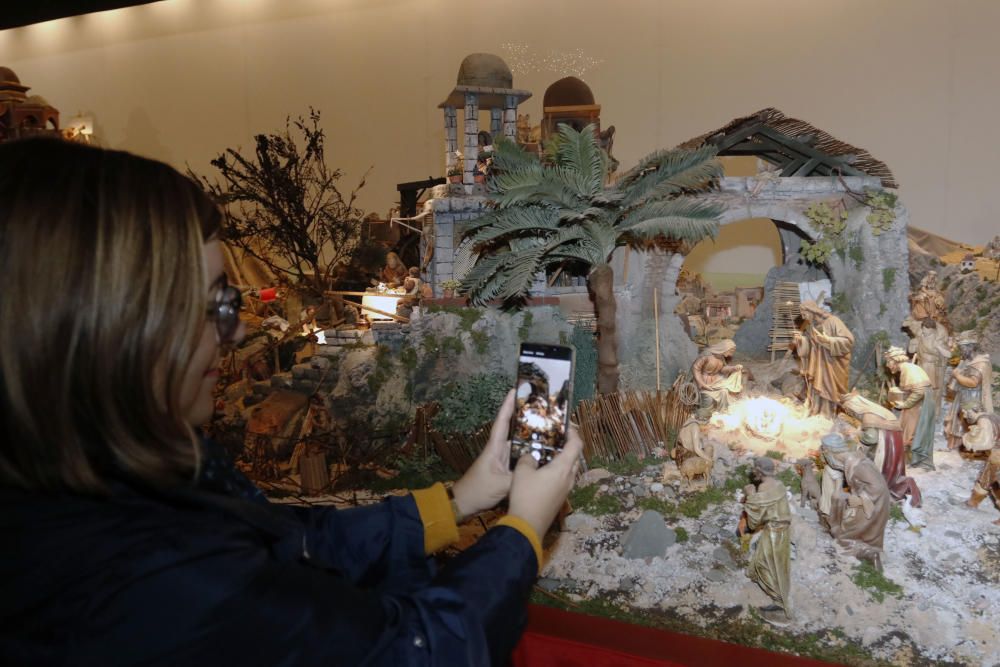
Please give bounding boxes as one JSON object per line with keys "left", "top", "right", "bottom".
{"left": 0, "top": 138, "right": 220, "bottom": 493}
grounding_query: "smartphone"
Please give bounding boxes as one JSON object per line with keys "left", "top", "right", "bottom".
{"left": 510, "top": 342, "right": 575, "bottom": 468}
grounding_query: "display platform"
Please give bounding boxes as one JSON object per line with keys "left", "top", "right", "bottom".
{"left": 512, "top": 604, "right": 834, "bottom": 667}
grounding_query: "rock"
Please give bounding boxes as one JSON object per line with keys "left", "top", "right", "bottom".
{"left": 650, "top": 482, "right": 665, "bottom": 494}
{"left": 634, "top": 486, "right": 649, "bottom": 498}
{"left": 706, "top": 568, "right": 727, "bottom": 583}
{"left": 308, "top": 356, "right": 331, "bottom": 370}
{"left": 845, "top": 605, "right": 854, "bottom": 616}
{"left": 621, "top": 510, "right": 676, "bottom": 559}
{"left": 563, "top": 513, "right": 598, "bottom": 533}
{"left": 619, "top": 579, "right": 635, "bottom": 592}
{"left": 598, "top": 484, "right": 610, "bottom": 493}
{"left": 712, "top": 546, "right": 736, "bottom": 568}
{"left": 945, "top": 530, "right": 962, "bottom": 539}
{"left": 580, "top": 468, "right": 613, "bottom": 486}
{"left": 537, "top": 577, "right": 562, "bottom": 592}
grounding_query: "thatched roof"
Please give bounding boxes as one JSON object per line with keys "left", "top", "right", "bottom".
{"left": 677, "top": 108, "right": 897, "bottom": 189}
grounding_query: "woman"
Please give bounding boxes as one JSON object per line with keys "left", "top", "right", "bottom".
{"left": 0, "top": 139, "right": 581, "bottom": 666}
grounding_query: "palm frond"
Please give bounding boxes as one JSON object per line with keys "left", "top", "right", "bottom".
{"left": 461, "top": 243, "right": 545, "bottom": 306}
{"left": 553, "top": 124, "right": 605, "bottom": 198}
{"left": 491, "top": 136, "right": 541, "bottom": 174}
{"left": 468, "top": 206, "right": 560, "bottom": 246}
{"left": 618, "top": 198, "right": 723, "bottom": 242}
{"left": 617, "top": 147, "right": 720, "bottom": 208}
{"left": 491, "top": 169, "right": 582, "bottom": 210}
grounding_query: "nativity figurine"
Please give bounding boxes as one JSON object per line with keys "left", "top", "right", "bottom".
{"left": 792, "top": 300, "right": 854, "bottom": 419}
{"left": 966, "top": 446, "right": 1000, "bottom": 527}
{"left": 841, "top": 392, "right": 921, "bottom": 507}
{"left": 374, "top": 252, "right": 408, "bottom": 288}
{"left": 908, "top": 271, "right": 950, "bottom": 330}
{"left": 884, "top": 346, "right": 936, "bottom": 471}
{"left": 820, "top": 433, "right": 890, "bottom": 569}
{"left": 944, "top": 331, "right": 994, "bottom": 451}
{"left": 691, "top": 339, "right": 744, "bottom": 411}
{"left": 908, "top": 317, "right": 953, "bottom": 411}
{"left": 737, "top": 456, "right": 792, "bottom": 625}
{"left": 960, "top": 402, "right": 1000, "bottom": 454}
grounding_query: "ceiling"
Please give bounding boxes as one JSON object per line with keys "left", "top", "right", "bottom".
{"left": 1, "top": 1, "right": 164, "bottom": 31}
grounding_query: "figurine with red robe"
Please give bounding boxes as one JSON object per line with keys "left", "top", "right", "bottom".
{"left": 842, "top": 392, "right": 921, "bottom": 507}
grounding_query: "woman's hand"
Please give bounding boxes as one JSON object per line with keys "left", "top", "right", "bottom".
{"left": 449, "top": 390, "right": 516, "bottom": 522}
{"left": 507, "top": 425, "right": 583, "bottom": 539}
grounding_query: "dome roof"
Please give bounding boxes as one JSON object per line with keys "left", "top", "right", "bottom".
{"left": 0, "top": 67, "right": 20, "bottom": 84}
{"left": 456, "top": 53, "right": 513, "bottom": 89}
{"left": 543, "top": 76, "right": 595, "bottom": 107}
{"left": 25, "top": 95, "right": 53, "bottom": 108}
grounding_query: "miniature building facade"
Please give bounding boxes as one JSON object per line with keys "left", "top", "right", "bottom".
{"left": 438, "top": 54, "right": 531, "bottom": 189}
{"left": 541, "top": 76, "right": 600, "bottom": 142}
{"left": 0, "top": 67, "right": 60, "bottom": 142}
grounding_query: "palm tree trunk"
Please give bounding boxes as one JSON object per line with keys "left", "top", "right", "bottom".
{"left": 589, "top": 263, "right": 619, "bottom": 394}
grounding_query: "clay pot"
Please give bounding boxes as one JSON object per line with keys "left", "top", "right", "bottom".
{"left": 449, "top": 174, "right": 461, "bottom": 183}
{"left": 442, "top": 288, "right": 455, "bottom": 299}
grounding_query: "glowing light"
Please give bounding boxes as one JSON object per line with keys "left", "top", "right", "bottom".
{"left": 361, "top": 294, "right": 401, "bottom": 320}
{"left": 500, "top": 42, "right": 604, "bottom": 80}
{"left": 710, "top": 395, "right": 833, "bottom": 458}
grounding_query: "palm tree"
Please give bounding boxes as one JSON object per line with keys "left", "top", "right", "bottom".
{"left": 461, "top": 124, "right": 724, "bottom": 394}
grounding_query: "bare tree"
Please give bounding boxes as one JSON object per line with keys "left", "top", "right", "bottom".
{"left": 191, "top": 109, "right": 371, "bottom": 298}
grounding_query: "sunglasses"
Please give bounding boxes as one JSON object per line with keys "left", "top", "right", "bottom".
{"left": 206, "top": 276, "right": 243, "bottom": 342}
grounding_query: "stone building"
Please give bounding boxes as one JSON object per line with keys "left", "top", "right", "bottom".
{"left": 438, "top": 53, "right": 531, "bottom": 189}
{"left": 0, "top": 67, "right": 60, "bottom": 142}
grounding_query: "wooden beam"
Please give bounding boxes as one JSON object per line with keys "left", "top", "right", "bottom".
{"left": 793, "top": 157, "right": 823, "bottom": 176}
{"left": 780, "top": 158, "right": 806, "bottom": 176}
{"left": 359, "top": 303, "right": 410, "bottom": 323}
{"left": 711, "top": 122, "right": 765, "bottom": 151}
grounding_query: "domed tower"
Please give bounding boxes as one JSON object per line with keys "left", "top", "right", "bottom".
{"left": 541, "top": 76, "right": 600, "bottom": 143}
{"left": 0, "top": 67, "right": 60, "bottom": 142}
{"left": 438, "top": 53, "right": 531, "bottom": 187}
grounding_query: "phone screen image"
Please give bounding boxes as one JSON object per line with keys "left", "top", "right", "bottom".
{"left": 511, "top": 343, "right": 574, "bottom": 466}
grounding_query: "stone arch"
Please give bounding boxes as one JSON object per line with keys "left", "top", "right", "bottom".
{"left": 615, "top": 176, "right": 910, "bottom": 390}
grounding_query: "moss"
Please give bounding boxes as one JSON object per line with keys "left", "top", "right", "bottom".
{"left": 637, "top": 496, "right": 676, "bottom": 516}
{"left": 518, "top": 310, "right": 534, "bottom": 341}
{"left": 569, "top": 484, "right": 623, "bottom": 516}
{"left": 882, "top": 267, "right": 897, "bottom": 293}
{"left": 764, "top": 450, "right": 784, "bottom": 461}
{"left": 674, "top": 526, "right": 689, "bottom": 543}
{"left": 421, "top": 333, "right": 438, "bottom": 354}
{"left": 399, "top": 345, "right": 418, "bottom": 370}
{"left": 878, "top": 303, "right": 887, "bottom": 317}
{"left": 440, "top": 335, "right": 464, "bottom": 356}
{"left": 470, "top": 329, "right": 489, "bottom": 355}
{"left": 424, "top": 304, "right": 483, "bottom": 331}
{"left": 850, "top": 561, "right": 903, "bottom": 603}
{"left": 367, "top": 345, "right": 395, "bottom": 394}
{"left": 341, "top": 340, "right": 373, "bottom": 351}
{"left": 848, "top": 242, "right": 865, "bottom": 270}
{"left": 830, "top": 292, "right": 850, "bottom": 315}
{"left": 889, "top": 503, "right": 905, "bottom": 522}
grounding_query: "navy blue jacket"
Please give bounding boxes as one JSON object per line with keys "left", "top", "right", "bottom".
{"left": 0, "top": 453, "right": 537, "bottom": 666}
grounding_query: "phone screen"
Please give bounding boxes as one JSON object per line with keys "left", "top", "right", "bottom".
{"left": 510, "top": 342, "right": 574, "bottom": 466}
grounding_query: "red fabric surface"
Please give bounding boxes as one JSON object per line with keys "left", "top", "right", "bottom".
{"left": 512, "top": 604, "right": 837, "bottom": 667}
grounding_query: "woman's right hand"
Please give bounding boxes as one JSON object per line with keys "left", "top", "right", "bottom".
{"left": 507, "top": 426, "right": 583, "bottom": 539}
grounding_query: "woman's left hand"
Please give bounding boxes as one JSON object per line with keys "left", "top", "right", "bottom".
{"left": 450, "top": 390, "right": 516, "bottom": 522}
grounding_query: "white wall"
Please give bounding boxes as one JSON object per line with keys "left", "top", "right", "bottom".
{"left": 3, "top": 0, "right": 998, "bottom": 258}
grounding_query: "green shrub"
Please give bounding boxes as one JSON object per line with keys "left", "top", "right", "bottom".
{"left": 571, "top": 325, "right": 598, "bottom": 407}
{"left": 569, "top": 484, "right": 623, "bottom": 516}
{"left": 431, "top": 372, "right": 512, "bottom": 434}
